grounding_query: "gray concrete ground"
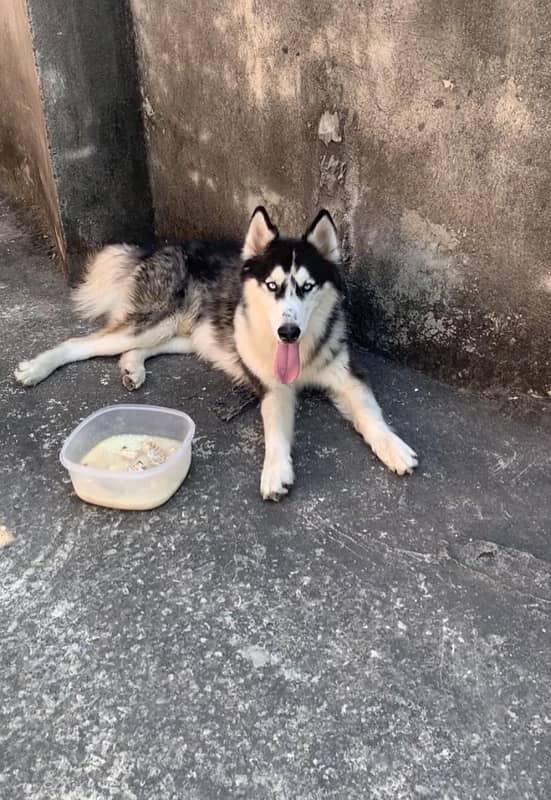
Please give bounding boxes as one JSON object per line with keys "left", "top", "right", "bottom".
{"left": 1, "top": 195, "right": 550, "bottom": 800}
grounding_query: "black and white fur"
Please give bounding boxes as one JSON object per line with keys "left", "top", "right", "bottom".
{"left": 15, "top": 207, "right": 418, "bottom": 499}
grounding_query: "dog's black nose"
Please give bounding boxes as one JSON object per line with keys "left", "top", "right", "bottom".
{"left": 277, "top": 323, "right": 301, "bottom": 343}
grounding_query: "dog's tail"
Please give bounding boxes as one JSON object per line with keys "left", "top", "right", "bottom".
{"left": 72, "top": 244, "right": 142, "bottom": 325}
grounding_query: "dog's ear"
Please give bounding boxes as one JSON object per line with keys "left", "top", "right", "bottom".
{"left": 242, "top": 206, "right": 278, "bottom": 259}
{"left": 304, "top": 210, "right": 340, "bottom": 263}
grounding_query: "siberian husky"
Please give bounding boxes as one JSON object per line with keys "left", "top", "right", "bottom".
{"left": 15, "top": 207, "right": 418, "bottom": 499}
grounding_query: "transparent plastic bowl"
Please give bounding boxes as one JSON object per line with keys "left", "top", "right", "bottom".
{"left": 60, "top": 404, "right": 195, "bottom": 510}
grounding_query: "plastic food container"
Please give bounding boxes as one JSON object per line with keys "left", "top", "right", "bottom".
{"left": 60, "top": 404, "right": 195, "bottom": 510}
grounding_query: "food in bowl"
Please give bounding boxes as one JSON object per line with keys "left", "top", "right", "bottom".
{"left": 60, "top": 405, "right": 195, "bottom": 510}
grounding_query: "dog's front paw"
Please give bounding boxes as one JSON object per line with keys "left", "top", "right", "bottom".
{"left": 260, "top": 455, "right": 294, "bottom": 501}
{"left": 119, "top": 353, "right": 146, "bottom": 391}
{"left": 372, "top": 429, "right": 418, "bottom": 476}
{"left": 15, "top": 356, "right": 52, "bottom": 386}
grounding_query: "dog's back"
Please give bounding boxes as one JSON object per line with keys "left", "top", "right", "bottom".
{"left": 73, "top": 239, "right": 242, "bottom": 333}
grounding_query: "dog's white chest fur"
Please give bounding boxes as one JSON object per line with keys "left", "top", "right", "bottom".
{"left": 190, "top": 320, "right": 244, "bottom": 382}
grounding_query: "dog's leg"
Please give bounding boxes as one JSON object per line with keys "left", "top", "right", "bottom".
{"left": 15, "top": 324, "right": 176, "bottom": 386}
{"left": 260, "top": 386, "right": 296, "bottom": 501}
{"left": 119, "top": 336, "right": 194, "bottom": 390}
{"left": 320, "top": 368, "right": 418, "bottom": 475}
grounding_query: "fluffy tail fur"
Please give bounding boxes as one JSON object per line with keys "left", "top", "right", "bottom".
{"left": 72, "top": 244, "right": 142, "bottom": 325}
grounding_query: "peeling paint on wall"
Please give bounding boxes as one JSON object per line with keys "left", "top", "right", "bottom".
{"left": 318, "top": 111, "right": 342, "bottom": 146}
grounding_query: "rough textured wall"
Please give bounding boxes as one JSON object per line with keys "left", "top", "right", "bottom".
{"left": 26, "top": 0, "right": 153, "bottom": 261}
{"left": 132, "top": 0, "right": 551, "bottom": 393}
{"left": 0, "top": 0, "right": 63, "bottom": 252}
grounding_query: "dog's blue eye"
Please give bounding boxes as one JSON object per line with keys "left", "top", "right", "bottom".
{"left": 266, "top": 281, "right": 278, "bottom": 292}
{"left": 303, "top": 282, "right": 315, "bottom": 293}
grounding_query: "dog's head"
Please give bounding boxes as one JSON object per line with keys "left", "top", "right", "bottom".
{"left": 241, "top": 207, "right": 343, "bottom": 384}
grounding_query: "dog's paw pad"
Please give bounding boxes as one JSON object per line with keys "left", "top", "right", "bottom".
{"left": 260, "top": 457, "right": 294, "bottom": 501}
{"left": 15, "top": 358, "right": 50, "bottom": 386}
{"left": 121, "top": 368, "right": 145, "bottom": 391}
{"left": 266, "top": 489, "right": 288, "bottom": 502}
{"left": 122, "top": 373, "right": 136, "bottom": 391}
{"left": 119, "top": 354, "right": 145, "bottom": 391}
{"left": 373, "top": 430, "right": 418, "bottom": 476}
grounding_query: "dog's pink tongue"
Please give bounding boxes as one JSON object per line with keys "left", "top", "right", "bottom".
{"left": 274, "top": 342, "right": 300, "bottom": 384}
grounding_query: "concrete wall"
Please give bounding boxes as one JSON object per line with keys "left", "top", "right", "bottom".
{"left": 132, "top": 0, "right": 551, "bottom": 394}
{"left": 27, "top": 0, "right": 153, "bottom": 263}
{"left": 0, "top": 0, "right": 63, "bottom": 252}
{"left": 0, "top": 0, "right": 153, "bottom": 269}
